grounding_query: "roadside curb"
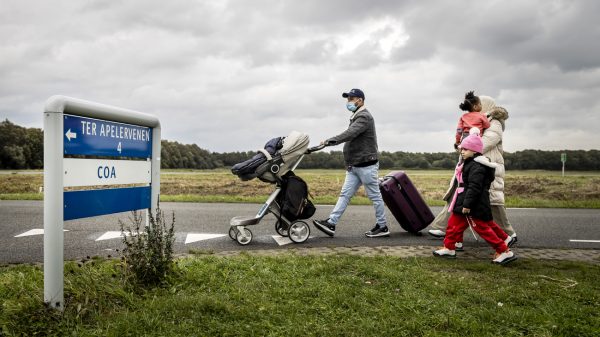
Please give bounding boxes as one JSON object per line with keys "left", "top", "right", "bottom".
{"left": 195, "top": 245, "right": 600, "bottom": 264}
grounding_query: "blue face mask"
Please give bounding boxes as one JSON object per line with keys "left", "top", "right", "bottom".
{"left": 346, "top": 102, "right": 358, "bottom": 112}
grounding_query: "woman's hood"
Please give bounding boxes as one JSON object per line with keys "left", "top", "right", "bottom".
{"left": 480, "top": 96, "right": 496, "bottom": 114}
{"left": 474, "top": 155, "right": 499, "bottom": 168}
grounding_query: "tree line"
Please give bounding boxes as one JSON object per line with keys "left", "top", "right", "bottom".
{"left": 1, "top": 119, "right": 599, "bottom": 170}
{"left": 0, "top": 120, "right": 43, "bottom": 169}
{"left": 215, "top": 149, "right": 600, "bottom": 171}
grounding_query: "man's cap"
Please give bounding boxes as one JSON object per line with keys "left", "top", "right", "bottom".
{"left": 342, "top": 88, "right": 365, "bottom": 100}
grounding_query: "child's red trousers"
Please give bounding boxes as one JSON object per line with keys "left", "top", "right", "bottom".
{"left": 444, "top": 213, "right": 509, "bottom": 253}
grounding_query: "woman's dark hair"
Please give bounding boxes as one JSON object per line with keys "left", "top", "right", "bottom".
{"left": 459, "top": 90, "right": 480, "bottom": 111}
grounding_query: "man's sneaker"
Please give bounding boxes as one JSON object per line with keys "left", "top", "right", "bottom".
{"left": 313, "top": 219, "right": 335, "bottom": 237}
{"left": 504, "top": 235, "right": 517, "bottom": 248}
{"left": 492, "top": 250, "right": 517, "bottom": 265}
{"left": 455, "top": 242, "right": 464, "bottom": 251}
{"left": 428, "top": 229, "right": 446, "bottom": 238}
{"left": 433, "top": 247, "right": 456, "bottom": 258}
{"left": 365, "top": 224, "right": 390, "bottom": 238}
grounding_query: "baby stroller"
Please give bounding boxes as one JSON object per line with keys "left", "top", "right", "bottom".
{"left": 229, "top": 131, "right": 324, "bottom": 245}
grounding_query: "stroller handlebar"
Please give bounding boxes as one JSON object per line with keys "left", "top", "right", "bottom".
{"left": 306, "top": 144, "right": 326, "bottom": 153}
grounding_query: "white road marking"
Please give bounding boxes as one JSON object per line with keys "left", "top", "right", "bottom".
{"left": 184, "top": 233, "right": 227, "bottom": 244}
{"left": 271, "top": 235, "right": 314, "bottom": 246}
{"left": 96, "top": 231, "right": 129, "bottom": 241}
{"left": 569, "top": 239, "right": 600, "bottom": 243}
{"left": 14, "top": 229, "right": 310, "bottom": 246}
{"left": 15, "top": 229, "right": 69, "bottom": 237}
{"left": 272, "top": 235, "right": 293, "bottom": 246}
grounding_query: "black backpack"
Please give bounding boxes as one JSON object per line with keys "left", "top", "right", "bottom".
{"left": 279, "top": 174, "right": 315, "bottom": 221}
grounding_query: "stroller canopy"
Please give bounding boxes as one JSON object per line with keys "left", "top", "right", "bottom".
{"left": 280, "top": 131, "right": 309, "bottom": 164}
{"left": 231, "top": 130, "right": 310, "bottom": 183}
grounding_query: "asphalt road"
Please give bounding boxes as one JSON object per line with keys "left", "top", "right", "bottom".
{"left": 1, "top": 200, "right": 599, "bottom": 264}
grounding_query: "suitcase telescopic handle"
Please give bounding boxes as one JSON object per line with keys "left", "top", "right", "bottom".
{"left": 383, "top": 175, "right": 403, "bottom": 191}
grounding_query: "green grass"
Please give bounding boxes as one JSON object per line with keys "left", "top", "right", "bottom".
{"left": 1, "top": 255, "right": 599, "bottom": 336}
{"left": 505, "top": 197, "right": 600, "bottom": 209}
{"left": 0, "top": 193, "right": 42, "bottom": 200}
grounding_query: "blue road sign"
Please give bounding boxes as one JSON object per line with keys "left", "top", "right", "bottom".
{"left": 64, "top": 186, "right": 151, "bottom": 220}
{"left": 63, "top": 114, "right": 152, "bottom": 158}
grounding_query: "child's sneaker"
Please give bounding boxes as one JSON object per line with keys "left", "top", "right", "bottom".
{"left": 504, "top": 236, "right": 517, "bottom": 248}
{"left": 428, "top": 229, "right": 446, "bottom": 238}
{"left": 492, "top": 250, "right": 517, "bottom": 265}
{"left": 455, "top": 242, "right": 464, "bottom": 251}
{"left": 433, "top": 247, "right": 456, "bottom": 258}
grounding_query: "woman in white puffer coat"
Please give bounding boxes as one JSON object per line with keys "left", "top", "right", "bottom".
{"left": 481, "top": 104, "right": 517, "bottom": 238}
{"left": 428, "top": 96, "right": 518, "bottom": 242}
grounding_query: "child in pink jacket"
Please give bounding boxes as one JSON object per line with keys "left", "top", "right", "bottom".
{"left": 454, "top": 91, "right": 490, "bottom": 149}
{"left": 435, "top": 132, "right": 517, "bottom": 265}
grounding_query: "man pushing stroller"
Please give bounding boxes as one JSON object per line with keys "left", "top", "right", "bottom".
{"left": 313, "top": 88, "right": 390, "bottom": 238}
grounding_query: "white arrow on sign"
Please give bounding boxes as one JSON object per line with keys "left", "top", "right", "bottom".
{"left": 65, "top": 129, "right": 77, "bottom": 141}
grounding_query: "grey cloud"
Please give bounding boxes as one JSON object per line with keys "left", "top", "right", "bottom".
{"left": 277, "top": 0, "right": 398, "bottom": 28}
{"left": 392, "top": 1, "right": 600, "bottom": 71}
{"left": 290, "top": 39, "right": 339, "bottom": 65}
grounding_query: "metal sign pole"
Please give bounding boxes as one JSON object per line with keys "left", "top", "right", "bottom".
{"left": 151, "top": 126, "right": 161, "bottom": 214}
{"left": 43, "top": 110, "right": 64, "bottom": 311}
{"left": 148, "top": 127, "right": 162, "bottom": 227}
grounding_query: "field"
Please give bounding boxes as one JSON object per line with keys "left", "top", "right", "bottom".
{"left": 1, "top": 169, "right": 600, "bottom": 208}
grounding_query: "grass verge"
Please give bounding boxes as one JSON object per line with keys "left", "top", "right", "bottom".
{"left": 0, "top": 193, "right": 42, "bottom": 201}
{"left": 1, "top": 255, "right": 599, "bottom": 336}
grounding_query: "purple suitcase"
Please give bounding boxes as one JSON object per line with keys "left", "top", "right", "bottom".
{"left": 379, "top": 171, "right": 434, "bottom": 233}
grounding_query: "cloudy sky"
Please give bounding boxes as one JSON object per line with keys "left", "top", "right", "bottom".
{"left": 1, "top": 0, "right": 599, "bottom": 153}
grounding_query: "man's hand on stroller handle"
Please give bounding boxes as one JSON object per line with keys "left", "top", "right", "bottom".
{"left": 307, "top": 138, "right": 337, "bottom": 153}
{"left": 307, "top": 143, "right": 327, "bottom": 153}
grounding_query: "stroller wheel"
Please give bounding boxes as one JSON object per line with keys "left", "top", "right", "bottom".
{"left": 275, "top": 220, "right": 289, "bottom": 237}
{"left": 228, "top": 227, "right": 238, "bottom": 240}
{"left": 236, "top": 228, "right": 253, "bottom": 245}
{"left": 289, "top": 221, "right": 310, "bottom": 243}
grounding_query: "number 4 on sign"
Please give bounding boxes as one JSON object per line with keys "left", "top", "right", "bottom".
{"left": 117, "top": 142, "right": 122, "bottom": 154}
